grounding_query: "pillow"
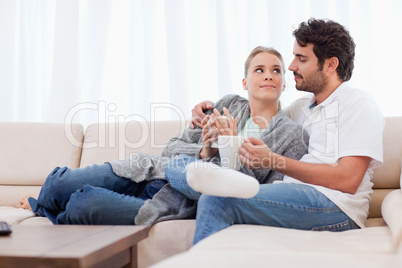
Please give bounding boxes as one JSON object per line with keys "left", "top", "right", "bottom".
{"left": 186, "top": 161, "right": 259, "bottom": 199}
{"left": 381, "top": 189, "right": 402, "bottom": 250}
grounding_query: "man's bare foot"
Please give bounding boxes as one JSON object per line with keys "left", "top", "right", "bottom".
{"left": 17, "top": 194, "right": 39, "bottom": 210}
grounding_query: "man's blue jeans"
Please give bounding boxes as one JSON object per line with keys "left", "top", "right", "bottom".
{"left": 29, "top": 163, "right": 166, "bottom": 225}
{"left": 165, "top": 155, "right": 360, "bottom": 245}
{"left": 194, "top": 183, "right": 360, "bottom": 244}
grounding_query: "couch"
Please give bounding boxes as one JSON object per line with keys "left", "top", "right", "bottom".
{"left": 0, "top": 117, "right": 401, "bottom": 268}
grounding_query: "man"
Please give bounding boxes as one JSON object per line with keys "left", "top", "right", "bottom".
{"left": 189, "top": 18, "right": 384, "bottom": 244}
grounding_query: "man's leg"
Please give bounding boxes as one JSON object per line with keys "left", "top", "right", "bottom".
{"left": 165, "top": 154, "right": 202, "bottom": 200}
{"left": 194, "top": 183, "right": 359, "bottom": 244}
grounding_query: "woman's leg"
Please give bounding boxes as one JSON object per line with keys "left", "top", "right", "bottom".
{"left": 165, "top": 155, "right": 202, "bottom": 200}
{"left": 30, "top": 163, "right": 146, "bottom": 217}
{"left": 194, "top": 183, "right": 359, "bottom": 244}
{"left": 55, "top": 185, "right": 145, "bottom": 225}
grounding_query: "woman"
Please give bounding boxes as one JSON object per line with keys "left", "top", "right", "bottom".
{"left": 164, "top": 46, "right": 308, "bottom": 201}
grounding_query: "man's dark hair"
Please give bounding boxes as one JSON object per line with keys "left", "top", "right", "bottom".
{"left": 293, "top": 18, "right": 356, "bottom": 81}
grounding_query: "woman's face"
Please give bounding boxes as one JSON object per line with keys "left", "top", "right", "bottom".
{"left": 243, "top": 52, "right": 285, "bottom": 103}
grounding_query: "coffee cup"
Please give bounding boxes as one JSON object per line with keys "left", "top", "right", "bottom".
{"left": 217, "top": 135, "right": 244, "bottom": 170}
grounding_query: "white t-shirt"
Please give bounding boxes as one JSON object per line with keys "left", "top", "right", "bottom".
{"left": 282, "top": 83, "right": 384, "bottom": 228}
{"left": 238, "top": 116, "right": 263, "bottom": 139}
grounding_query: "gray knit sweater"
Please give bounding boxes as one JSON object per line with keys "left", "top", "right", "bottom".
{"left": 160, "top": 94, "right": 308, "bottom": 184}
{"left": 109, "top": 94, "right": 309, "bottom": 226}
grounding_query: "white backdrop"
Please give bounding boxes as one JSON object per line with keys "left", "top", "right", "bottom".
{"left": 1, "top": 0, "right": 401, "bottom": 127}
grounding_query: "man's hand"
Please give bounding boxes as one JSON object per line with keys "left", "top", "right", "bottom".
{"left": 239, "top": 137, "right": 274, "bottom": 169}
{"left": 190, "top": 100, "right": 214, "bottom": 129}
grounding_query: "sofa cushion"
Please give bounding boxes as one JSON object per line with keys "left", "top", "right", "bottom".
{"left": 80, "top": 121, "right": 185, "bottom": 167}
{"left": 138, "top": 220, "right": 195, "bottom": 268}
{"left": 368, "top": 117, "right": 402, "bottom": 219}
{"left": 0, "top": 206, "right": 35, "bottom": 225}
{"left": 382, "top": 189, "right": 402, "bottom": 249}
{"left": 372, "top": 117, "right": 402, "bottom": 189}
{"left": 0, "top": 186, "right": 43, "bottom": 208}
{"left": 368, "top": 189, "right": 397, "bottom": 219}
{"left": 152, "top": 225, "right": 399, "bottom": 268}
{"left": 19, "top": 216, "right": 53, "bottom": 225}
{"left": 0, "top": 123, "right": 84, "bottom": 206}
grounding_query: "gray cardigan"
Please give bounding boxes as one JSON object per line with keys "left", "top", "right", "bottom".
{"left": 109, "top": 94, "right": 309, "bottom": 226}
{"left": 160, "top": 94, "right": 308, "bottom": 184}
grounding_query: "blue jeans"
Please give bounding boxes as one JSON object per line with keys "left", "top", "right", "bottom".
{"left": 164, "top": 155, "right": 359, "bottom": 245}
{"left": 194, "top": 183, "right": 360, "bottom": 244}
{"left": 29, "top": 163, "right": 166, "bottom": 225}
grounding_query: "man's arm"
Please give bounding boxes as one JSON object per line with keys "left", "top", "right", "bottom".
{"left": 273, "top": 154, "right": 371, "bottom": 194}
{"left": 239, "top": 137, "right": 371, "bottom": 194}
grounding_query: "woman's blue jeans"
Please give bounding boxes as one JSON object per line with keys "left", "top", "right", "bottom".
{"left": 165, "top": 155, "right": 360, "bottom": 245}
{"left": 165, "top": 154, "right": 202, "bottom": 200}
{"left": 29, "top": 163, "right": 166, "bottom": 225}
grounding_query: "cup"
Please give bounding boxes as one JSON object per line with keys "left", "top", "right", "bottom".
{"left": 209, "top": 115, "right": 227, "bottom": 148}
{"left": 217, "top": 135, "right": 244, "bottom": 170}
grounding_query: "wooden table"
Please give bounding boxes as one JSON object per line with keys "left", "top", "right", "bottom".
{"left": 0, "top": 225, "right": 148, "bottom": 268}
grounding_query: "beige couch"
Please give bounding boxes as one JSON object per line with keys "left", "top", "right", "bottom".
{"left": 0, "top": 117, "right": 401, "bottom": 267}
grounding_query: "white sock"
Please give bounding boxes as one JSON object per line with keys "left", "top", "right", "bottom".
{"left": 186, "top": 161, "right": 259, "bottom": 199}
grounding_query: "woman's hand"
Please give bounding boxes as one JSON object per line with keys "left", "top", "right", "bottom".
{"left": 190, "top": 100, "right": 214, "bottom": 129}
{"left": 199, "top": 108, "right": 237, "bottom": 159}
{"left": 239, "top": 137, "right": 274, "bottom": 169}
{"left": 199, "top": 115, "right": 219, "bottom": 159}
{"left": 213, "top": 108, "right": 237, "bottom": 136}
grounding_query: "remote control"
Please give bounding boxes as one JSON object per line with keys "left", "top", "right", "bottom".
{"left": 0, "top": 221, "right": 12, "bottom": 235}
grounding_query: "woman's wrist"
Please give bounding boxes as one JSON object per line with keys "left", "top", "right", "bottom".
{"left": 199, "top": 146, "right": 216, "bottom": 159}
{"left": 199, "top": 147, "right": 208, "bottom": 159}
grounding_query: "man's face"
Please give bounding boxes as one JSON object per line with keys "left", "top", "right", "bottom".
{"left": 288, "top": 41, "right": 327, "bottom": 94}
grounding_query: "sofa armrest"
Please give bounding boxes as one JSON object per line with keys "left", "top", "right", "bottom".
{"left": 382, "top": 189, "right": 402, "bottom": 250}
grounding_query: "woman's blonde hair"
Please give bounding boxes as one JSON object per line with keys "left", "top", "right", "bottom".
{"left": 244, "top": 46, "right": 286, "bottom": 108}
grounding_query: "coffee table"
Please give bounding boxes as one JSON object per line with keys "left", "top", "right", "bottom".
{"left": 0, "top": 225, "right": 148, "bottom": 268}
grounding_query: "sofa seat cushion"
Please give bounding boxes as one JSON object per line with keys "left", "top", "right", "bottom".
{"left": 139, "top": 220, "right": 196, "bottom": 268}
{"left": 19, "top": 216, "right": 53, "bottom": 225}
{"left": 365, "top": 217, "right": 387, "bottom": 227}
{"left": 152, "top": 225, "right": 401, "bottom": 268}
{"left": 0, "top": 206, "right": 35, "bottom": 225}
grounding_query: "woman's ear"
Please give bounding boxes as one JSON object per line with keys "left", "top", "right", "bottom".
{"left": 242, "top": 78, "right": 248, "bottom": 90}
{"left": 282, "top": 83, "right": 286, "bottom": 92}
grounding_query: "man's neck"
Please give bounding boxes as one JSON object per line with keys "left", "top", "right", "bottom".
{"left": 315, "top": 79, "right": 343, "bottom": 104}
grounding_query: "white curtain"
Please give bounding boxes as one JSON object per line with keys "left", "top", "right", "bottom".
{"left": 1, "top": 0, "right": 401, "bottom": 127}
